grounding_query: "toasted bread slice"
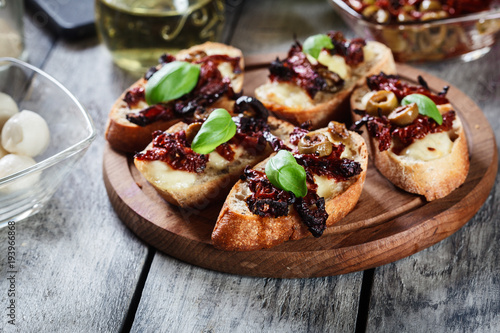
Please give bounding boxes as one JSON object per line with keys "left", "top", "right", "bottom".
{"left": 255, "top": 38, "right": 396, "bottom": 128}
{"left": 134, "top": 116, "right": 295, "bottom": 209}
{"left": 212, "top": 124, "right": 368, "bottom": 251}
{"left": 351, "top": 83, "right": 469, "bottom": 201}
{"left": 105, "top": 42, "right": 244, "bottom": 153}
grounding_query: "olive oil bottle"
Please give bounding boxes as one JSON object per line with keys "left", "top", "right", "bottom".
{"left": 95, "top": 0, "right": 225, "bottom": 73}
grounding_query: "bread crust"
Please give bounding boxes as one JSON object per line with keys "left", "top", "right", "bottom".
{"left": 351, "top": 85, "right": 470, "bottom": 201}
{"left": 255, "top": 41, "right": 396, "bottom": 128}
{"left": 134, "top": 116, "right": 296, "bottom": 210}
{"left": 212, "top": 129, "right": 368, "bottom": 251}
{"left": 105, "top": 42, "right": 244, "bottom": 153}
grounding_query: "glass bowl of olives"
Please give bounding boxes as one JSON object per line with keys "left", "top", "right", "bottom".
{"left": 329, "top": 0, "right": 500, "bottom": 62}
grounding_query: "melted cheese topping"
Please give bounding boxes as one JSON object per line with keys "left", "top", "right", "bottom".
{"left": 317, "top": 52, "right": 351, "bottom": 79}
{"left": 138, "top": 143, "right": 247, "bottom": 191}
{"left": 399, "top": 132, "right": 453, "bottom": 161}
{"left": 257, "top": 82, "right": 314, "bottom": 109}
{"left": 206, "top": 145, "right": 245, "bottom": 170}
{"left": 360, "top": 91, "right": 376, "bottom": 110}
{"left": 314, "top": 175, "right": 345, "bottom": 199}
{"left": 217, "top": 62, "right": 235, "bottom": 80}
{"left": 138, "top": 160, "right": 197, "bottom": 190}
{"left": 363, "top": 43, "right": 376, "bottom": 63}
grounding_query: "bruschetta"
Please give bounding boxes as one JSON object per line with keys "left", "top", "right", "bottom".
{"left": 255, "top": 31, "right": 396, "bottom": 128}
{"left": 212, "top": 121, "right": 368, "bottom": 251}
{"left": 134, "top": 97, "right": 295, "bottom": 209}
{"left": 105, "top": 42, "right": 244, "bottom": 153}
{"left": 350, "top": 72, "right": 469, "bottom": 201}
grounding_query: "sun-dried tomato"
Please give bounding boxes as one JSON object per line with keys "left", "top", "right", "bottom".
{"left": 294, "top": 192, "right": 328, "bottom": 238}
{"left": 295, "top": 146, "right": 363, "bottom": 182}
{"left": 123, "top": 86, "right": 145, "bottom": 108}
{"left": 353, "top": 111, "right": 456, "bottom": 153}
{"left": 366, "top": 73, "right": 450, "bottom": 105}
{"left": 126, "top": 54, "right": 241, "bottom": 126}
{"left": 134, "top": 130, "right": 207, "bottom": 173}
{"left": 231, "top": 115, "right": 290, "bottom": 156}
{"left": 327, "top": 31, "right": 366, "bottom": 66}
{"left": 215, "top": 143, "right": 235, "bottom": 162}
{"left": 126, "top": 104, "right": 175, "bottom": 126}
{"left": 289, "top": 127, "right": 309, "bottom": 145}
{"left": 242, "top": 167, "right": 296, "bottom": 217}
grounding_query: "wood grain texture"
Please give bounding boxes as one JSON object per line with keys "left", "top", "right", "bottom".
{"left": 103, "top": 60, "right": 497, "bottom": 278}
{"left": 130, "top": 253, "right": 363, "bottom": 333}
{"left": 0, "top": 34, "right": 148, "bottom": 332}
{"left": 365, "top": 41, "right": 500, "bottom": 332}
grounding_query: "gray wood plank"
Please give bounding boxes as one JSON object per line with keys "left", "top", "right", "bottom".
{"left": 23, "top": 11, "right": 55, "bottom": 67}
{"left": 130, "top": 2, "right": 364, "bottom": 333}
{"left": 366, "top": 42, "right": 500, "bottom": 332}
{"left": 0, "top": 36, "right": 147, "bottom": 331}
{"left": 131, "top": 253, "right": 363, "bottom": 333}
{"left": 230, "top": 0, "right": 354, "bottom": 56}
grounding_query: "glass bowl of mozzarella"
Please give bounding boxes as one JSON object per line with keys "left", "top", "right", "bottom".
{"left": 329, "top": 0, "right": 500, "bottom": 62}
{"left": 0, "top": 58, "right": 96, "bottom": 227}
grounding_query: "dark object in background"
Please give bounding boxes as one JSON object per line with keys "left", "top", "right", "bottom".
{"left": 25, "top": 0, "right": 96, "bottom": 40}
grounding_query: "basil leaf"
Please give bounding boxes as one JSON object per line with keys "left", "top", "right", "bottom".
{"left": 145, "top": 61, "right": 200, "bottom": 105}
{"left": 191, "top": 109, "right": 237, "bottom": 154}
{"left": 401, "top": 94, "right": 443, "bottom": 125}
{"left": 303, "top": 34, "right": 334, "bottom": 59}
{"left": 265, "top": 150, "right": 307, "bottom": 198}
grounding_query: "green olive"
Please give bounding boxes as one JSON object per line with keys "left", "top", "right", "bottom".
{"left": 365, "top": 90, "right": 399, "bottom": 116}
{"left": 362, "top": 5, "right": 379, "bottom": 19}
{"left": 418, "top": 25, "right": 447, "bottom": 53}
{"left": 382, "top": 29, "right": 408, "bottom": 53}
{"left": 328, "top": 121, "right": 349, "bottom": 140}
{"left": 363, "top": 0, "right": 376, "bottom": 5}
{"left": 298, "top": 132, "right": 333, "bottom": 157}
{"left": 185, "top": 122, "right": 202, "bottom": 145}
{"left": 401, "top": 5, "right": 416, "bottom": 12}
{"left": 388, "top": 103, "right": 419, "bottom": 126}
{"left": 421, "top": 10, "right": 449, "bottom": 21}
{"left": 397, "top": 12, "right": 415, "bottom": 23}
{"left": 419, "top": 0, "right": 442, "bottom": 12}
{"left": 374, "top": 8, "right": 389, "bottom": 24}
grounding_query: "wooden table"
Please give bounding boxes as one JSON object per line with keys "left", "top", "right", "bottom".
{"left": 1, "top": 0, "right": 499, "bottom": 331}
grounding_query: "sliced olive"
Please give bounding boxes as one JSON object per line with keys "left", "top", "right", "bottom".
{"left": 388, "top": 103, "right": 419, "bottom": 126}
{"left": 185, "top": 122, "right": 202, "bottom": 145}
{"left": 328, "top": 121, "right": 349, "bottom": 140}
{"left": 365, "top": 90, "right": 399, "bottom": 116}
{"left": 362, "top": 5, "right": 379, "bottom": 19}
{"left": 183, "top": 50, "right": 208, "bottom": 62}
{"left": 298, "top": 132, "right": 333, "bottom": 157}
{"left": 419, "top": 0, "right": 442, "bottom": 12}
{"left": 397, "top": 12, "right": 415, "bottom": 23}
{"left": 401, "top": 5, "right": 416, "bottom": 12}
{"left": 421, "top": 10, "right": 449, "bottom": 21}
{"left": 374, "top": 9, "right": 389, "bottom": 24}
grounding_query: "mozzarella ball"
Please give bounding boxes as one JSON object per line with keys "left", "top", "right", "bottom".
{"left": 0, "top": 92, "right": 19, "bottom": 130}
{"left": 0, "top": 144, "right": 7, "bottom": 159}
{"left": 2, "top": 110, "right": 50, "bottom": 157}
{"left": 0, "top": 154, "right": 40, "bottom": 193}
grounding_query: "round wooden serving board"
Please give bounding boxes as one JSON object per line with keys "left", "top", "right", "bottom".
{"left": 103, "top": 59, "right": 498, "bottom": 278}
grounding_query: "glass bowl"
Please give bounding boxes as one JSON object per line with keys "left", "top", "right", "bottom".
{"left": 328, "top": 0, "right": 500, "bottom": 62}
{"left": 0, "top": 58, "right": 96, "bottom": 227}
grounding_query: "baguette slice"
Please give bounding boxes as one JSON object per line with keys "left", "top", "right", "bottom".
{"left": 351, "top": 84, "right": 469, "bottom": 201}
{"left": 105, "top": 42, "right": 244, "bottom": 153}
{"left": 255, "top": 36, "right": 396, "bottom": 128}
{"left": 134, "top": 116, "right": 295, "bottom": 209}
{"left": 212, "top": 124, "right": 368, "bottom": 251}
